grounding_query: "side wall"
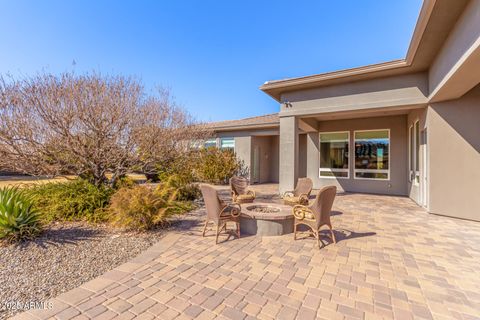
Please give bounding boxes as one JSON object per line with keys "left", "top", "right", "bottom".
{"left": 251, "top": 136, "right": 280, "bottom": 183}
{"left": 427, "top": 84, "right": 480, "bottom": 221}
{"left": 307, "top": 115, "right": 408, "bottom": 196}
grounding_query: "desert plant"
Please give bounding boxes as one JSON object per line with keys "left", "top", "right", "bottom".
{"left": 194, "top": 147, "right": 248, "bottom": 184}
{"left": 108, "top": 181, "right": 194, "bottom": 231}
{"left": 25, "top": 179, "right": 113, "bottom": 223}
{"left": 0, "top": 187, "right": 41, "bottom": 242}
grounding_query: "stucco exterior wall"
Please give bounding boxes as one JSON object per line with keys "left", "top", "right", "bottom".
{"left": 309, "top": 115, "right": 408, "bottom": 196}
{"left": 427, "top": 84, "right": 480, "bottom": 221}
{"left": 429, "top": 0, "right": 480, "bottom": 100}
{"left": 251, "top": 136, "right": 279, "bottom": 183}
{"left": 269, "top": 135, "right": 280, "bottom": 183}
{"left": 233, "top": 136, "right": 252, "bottom": 181}
{"left": 280, "top": 72, "right": 428, "bottom": 117}
{"left": 299, "top": 134, "right": 307, "bottom": 178}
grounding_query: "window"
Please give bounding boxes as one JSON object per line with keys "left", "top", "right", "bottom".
{"left": 220, "top": 137, "right": 235, "bottom": 150}
{"left": 204, "top": 138, "right": 217, "bottom": 148}
{"left": 354, "top": 130, "right": 389, "bottom": 180}
{"left": 319, "top": 132, "right": 349, "bottom": 178}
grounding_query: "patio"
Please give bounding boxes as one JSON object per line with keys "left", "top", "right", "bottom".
{"left": 14, "top": 185, "right": 480, "bottom": 320}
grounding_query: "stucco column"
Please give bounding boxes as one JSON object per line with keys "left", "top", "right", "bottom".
{"left": 306, "top": 131, "right": 320, "bottom": 188}
{"left": 279, "top": 116, "right": 298, "bottom": 194}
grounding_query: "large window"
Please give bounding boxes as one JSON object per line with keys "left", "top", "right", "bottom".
{"left": 220, "top": 137, "right": 235, "bottom": 150}
{"left": 354, "top": 130, "right": 389, "bottom": 180}
{"left": 319, "top": 132, "right": 349, "bottom": 178}
{"left": 204, "top": 138, "right": 217, "bottom": 148}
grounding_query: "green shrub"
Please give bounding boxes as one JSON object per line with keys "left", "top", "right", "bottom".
{"left": 0, "top": 187, "right": 42, "bottom": 242}
{"left": 108, "top": 182, "right": 194, "bottom": 231}
{"left": 26, "top": 179, "right": 113, "bottom": 223}
{"left": 194, "top": 148, "right": 247, "bottom": 184}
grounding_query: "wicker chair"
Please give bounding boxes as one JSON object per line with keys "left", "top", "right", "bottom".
{"left": 229, "top": 176, "right": 256, "bottom": 204}
{"left": 283, "top": 177, "right": 313, "bottom": 206}
{"left": 200, "top": 184, "right": 241, "bottom": 244}
{"left": 292, "top": 185, "right": 337, "bottom": 248}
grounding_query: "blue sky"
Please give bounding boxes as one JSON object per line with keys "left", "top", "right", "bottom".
{"left": 0, "top": 0, "right": 422, "bottom": 122}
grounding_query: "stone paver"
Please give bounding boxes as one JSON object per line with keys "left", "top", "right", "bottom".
{"left": 13, "top": 185, "right": 480, "bottom": 319}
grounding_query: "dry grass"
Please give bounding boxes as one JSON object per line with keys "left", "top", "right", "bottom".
{"left": 0, "top": 174, "right": 147, "bottom": 188}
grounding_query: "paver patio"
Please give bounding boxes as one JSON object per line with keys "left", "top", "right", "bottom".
{"left": 13, "top": 185, "right": 480, "bottom": 320}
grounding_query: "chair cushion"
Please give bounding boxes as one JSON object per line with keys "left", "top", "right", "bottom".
{"left": 284, "top": 196, "right": 308, "bottom": 206}
{"left": 237, "top": 194, "right": 255, "bottom": 200}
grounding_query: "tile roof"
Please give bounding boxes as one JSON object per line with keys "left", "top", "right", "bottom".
{"left": 207, "top": 113, "right": 279, "bottom": 131}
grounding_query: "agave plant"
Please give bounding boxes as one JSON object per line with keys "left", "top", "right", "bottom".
{"left": 0, "top": 186, "right": 41, "bottom": 242}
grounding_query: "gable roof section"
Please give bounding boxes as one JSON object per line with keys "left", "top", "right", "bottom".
{"left": 261, "top": 0, "right": 470, "bottom": 101}
{"left": 207, "top": 113, "right": 279, "bottom": 132}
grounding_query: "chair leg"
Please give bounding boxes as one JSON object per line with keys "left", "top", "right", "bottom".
{"left": 236, "top": 221, "right": 241, "bottom": 238}
{"left": 215, "top": 223, "right": 221, "bottom": 244}
{"left": 293, "top": 222, "right": 297, "bottom": 240}
{"left": 329, "top": 224, "right": 336, "bottom": 244}
{"left": 202, "top": 220, "right": 209, "bottom": 237}
{"left": 315, "top": 230, "right": 322, "bottom": 249}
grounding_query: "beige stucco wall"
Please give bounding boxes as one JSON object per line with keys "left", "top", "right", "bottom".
{"left": 429, "top": 0, "right": 480, "bottom": 101}
{"left": 251, "top": 136, "right": 279, "bottom": 183}
{"left": 280, "top": 72, "right": 428, "bottom": 117}
{"left": 299, "top": 134, "right": 307, "bottom": 178}
{"left": 307, "top": 115, "right": 408, "bottom": 196}
{"left": 427, "top": 84, "right": 480, "bottom": 221}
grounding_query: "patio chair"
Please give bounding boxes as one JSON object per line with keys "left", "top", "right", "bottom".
{"left": 292, "top": 185, "right": 337, "bottom": 248}
{"left": 229, "top": 176, "right": 256, "bottom": 204}
{"left": 283, "top": 177, "right": 313, "bottom": 206}
{"left": 200, "top": 184, "right": 241, "bottom": 244}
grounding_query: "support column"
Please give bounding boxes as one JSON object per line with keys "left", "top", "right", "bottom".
{"left": 306, "top": 131, "right": 320, "bottom": 188}
{"left": 279, "top": 116, "right": 298, "bottom": 194}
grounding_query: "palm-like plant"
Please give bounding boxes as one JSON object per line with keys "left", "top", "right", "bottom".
{"left": 0, "top": 187, "right": 41, "bottom": 242}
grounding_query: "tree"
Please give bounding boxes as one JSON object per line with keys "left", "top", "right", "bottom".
{"left": 0, "top": 72, "right": 209, "bottom": 186}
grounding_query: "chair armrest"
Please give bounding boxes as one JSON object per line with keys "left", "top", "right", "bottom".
{"left": 283, "top": 191, "right": 294, "bottom": 198}
{"left": 247, "top": 190, "right": 256, "bottom": 198}
{"left": 298, "top": 194, "right": 309, "bottom": 204}
{"left": 221, "top": 202, "right": 242, "bottom": 217}
{"left": 292, "top": 204, "right": 313, "bottom": 220}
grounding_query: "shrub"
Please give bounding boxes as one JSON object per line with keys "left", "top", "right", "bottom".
{"left": 108, "top": 182, "right": 194, "bottom": 231}
{"left": 0, "top": 187, "right": 41, "bottom": 242}
{"left": 26, "top": 179, "right": 113, "bottom": 223}
{"left": 194, "top": 148, "right": 248, "bottom": 184}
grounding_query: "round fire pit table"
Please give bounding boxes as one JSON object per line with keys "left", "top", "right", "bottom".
{"left": 240, "top": 202, "right": 294, "bottom": 236}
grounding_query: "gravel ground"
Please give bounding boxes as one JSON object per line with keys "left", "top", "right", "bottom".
{"left": 0, "top": 221, "right": 168, "bottom": 319}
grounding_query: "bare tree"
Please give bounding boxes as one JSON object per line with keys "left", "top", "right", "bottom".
{"left": 0, "top": 72, "right": 209, "bottom": 186}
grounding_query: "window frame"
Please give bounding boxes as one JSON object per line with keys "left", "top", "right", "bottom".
{"left": 319, "top": 131, "right": 350, "bottom": 179}
{"left": 353, "top": 129, "right": 390, "bottom": 181}
{"left": 204, "top": 138, "right": 218, "bottom": 149}
{"left": 414, "top": 121, "right": 420, "bottom": 185}
{"left": 220, "top": 137, "right": 235, "bottom": 151}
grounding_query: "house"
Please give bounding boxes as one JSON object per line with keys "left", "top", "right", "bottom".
{"left": 208, "top": 0, "right": 480, "bottom": 222}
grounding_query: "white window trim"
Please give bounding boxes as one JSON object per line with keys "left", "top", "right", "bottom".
{"left": 204, "top": 138, "right": 218, "bottom": 148}
{"left": 408, "top": 124, "right": 413, "bottom": 182}
{"left": 353, "top": 129, "right": 390, "bottom": 181}
{"left": 220, "top": 137, "right": 235, "bottom": 152}
{"left": 413, "top": 121, "right": 420, "bottom": 186}
{"left": 319, "top": 131, "right": 350, "bottom": 179}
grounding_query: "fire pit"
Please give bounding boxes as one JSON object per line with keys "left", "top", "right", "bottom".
{"left": 240, "top": 202, "right": 293, "bottom": 236}
{"left": 246, "top": 205, "right": 280, "bottom": 214}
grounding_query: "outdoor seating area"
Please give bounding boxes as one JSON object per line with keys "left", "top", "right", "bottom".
{"left": 18, "top": 185, "right": 480, "bottom": 320}
{"left": 202, "top": 177, "right": 338, "bottom": 248}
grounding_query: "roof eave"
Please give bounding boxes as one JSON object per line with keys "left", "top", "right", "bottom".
{"left": 260, "top": 0, "right": 438, "bottom": 102}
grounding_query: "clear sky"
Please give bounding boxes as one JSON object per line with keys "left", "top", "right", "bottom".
{"left": 0, "top": 0, "right": 422, "bottom": 122}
